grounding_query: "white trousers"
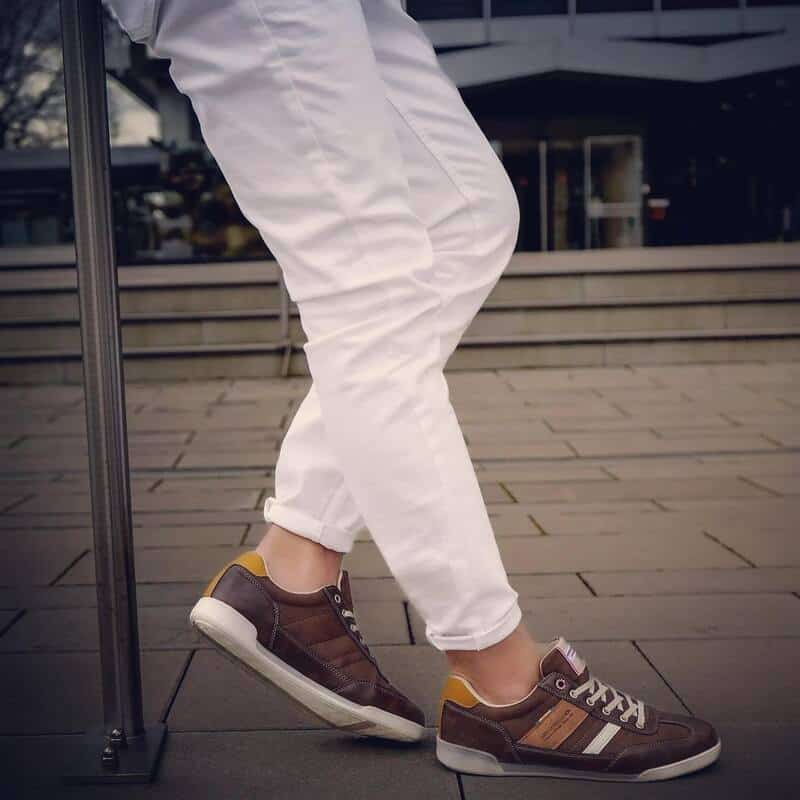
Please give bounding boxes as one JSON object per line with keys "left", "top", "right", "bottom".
{"left": 109, "top": 0, "right": 522, "bottom": 650}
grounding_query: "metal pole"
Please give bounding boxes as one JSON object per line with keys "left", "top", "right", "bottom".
{"left": 60, "top": 0, "right": 165, "bottom": 783}
{"left": 482, "top": 0, "right": 492, "bottom": 45}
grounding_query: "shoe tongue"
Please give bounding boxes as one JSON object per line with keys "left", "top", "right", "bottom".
{"left": 539, "top": 637, "right": 588, "bottom": 682}
{"left": 337, "top": 569, "right": 354, "bottom": 608}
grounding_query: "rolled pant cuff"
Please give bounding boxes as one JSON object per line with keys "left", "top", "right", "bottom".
{"left": 425, "top": 601, "right": 523, "bottom": 652}
{"left": 263, "top": 496, "right": 354, "bottom": 554}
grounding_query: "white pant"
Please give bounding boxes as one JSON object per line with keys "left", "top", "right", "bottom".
{"left": 109, "top": 0, "right": 522, "bottom": 650}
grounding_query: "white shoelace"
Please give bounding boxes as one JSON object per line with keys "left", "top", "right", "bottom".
{"left": 570, "top": 676, "right": 646, "bottom": 729}
{"left": 333, "top": 593, "right": 365, "bottom": 644}
{"left": 341, "top": 608, "right": 360, "bottom": 635}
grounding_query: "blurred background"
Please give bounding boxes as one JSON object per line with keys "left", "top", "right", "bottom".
{"left": 1, "top": 0, "right": 799, "bottom": 382}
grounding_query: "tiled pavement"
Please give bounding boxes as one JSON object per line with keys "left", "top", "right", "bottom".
{"left": 1, "top": 362, "right": 798, "bottom": 798}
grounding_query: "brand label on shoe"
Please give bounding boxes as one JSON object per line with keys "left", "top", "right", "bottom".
{"left": 557, "top": 640, "right": 586, "bottom": 677}
{"left": 519, "top": 701, "right": 588, "bottom": 749}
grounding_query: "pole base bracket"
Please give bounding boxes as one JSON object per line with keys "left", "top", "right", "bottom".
{"left": 63, "top": 723, "right": 167, "bottom": 784}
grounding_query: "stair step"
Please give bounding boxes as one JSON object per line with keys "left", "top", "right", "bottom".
{"left": 2, "top": 297, "right": 798, "bottom": 352}
{"left": 1, "top": 327, "right": 798, "bottom": 383}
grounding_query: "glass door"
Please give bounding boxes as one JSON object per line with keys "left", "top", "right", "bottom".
{"left": 584, "top": 135, "right": 643, "bottom": 249}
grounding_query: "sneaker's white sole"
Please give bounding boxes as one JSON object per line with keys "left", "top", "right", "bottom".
{"left": 436, "top": 736, "right": 721, "bottom": 782}
{"left": 189, "top": 596, "right": 425, "bottom": 743}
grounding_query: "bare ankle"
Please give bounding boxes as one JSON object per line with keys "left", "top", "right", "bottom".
{"left": 446, "top": 624, "right": 542, "bottom": 705}
{"left": 256, "top": 524, "right": 343, "bottom": 593}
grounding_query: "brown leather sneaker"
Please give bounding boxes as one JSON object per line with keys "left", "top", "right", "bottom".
{"left": 437, "top": 637, "right": 720, "bottom": 781}
{"left": 189, "top": 551, "right": 425, "bottom": 741}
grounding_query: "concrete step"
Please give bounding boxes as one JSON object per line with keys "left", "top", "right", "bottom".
{"left": 2, "top": 296, "right": 798, "bottom": 352}
{"left": 2, "top": 243, "right": 800, "bottom": 382}
{"left": 1, "top": 327, "right": 798, "bottom": 383}
{"left": 3, "top": 246, "right": 800, "bottom": 320}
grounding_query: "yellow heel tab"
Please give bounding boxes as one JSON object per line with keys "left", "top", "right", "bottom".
{"left": 202, "top": 551, "right": 267, "bottom": 597}
{"left": 441, "top": 675, "right": 480, "bottom": 709}
{"left": 438, "top": 674, "right": 480, "bottom": 729}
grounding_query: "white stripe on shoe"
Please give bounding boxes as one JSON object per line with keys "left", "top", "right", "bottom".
{"left": 582, "top": 722, "right": 621, "bottom": 754}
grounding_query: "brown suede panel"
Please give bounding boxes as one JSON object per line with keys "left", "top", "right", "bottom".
{"left": 440, "top": 702, "right": 519, "bottom": 763}
{"left": 210, "top": 566, "right": 277, "bottom": 648}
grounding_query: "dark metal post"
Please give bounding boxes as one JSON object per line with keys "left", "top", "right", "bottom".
{"left": 59, "top": 0, "right": 166, "bottom": 783}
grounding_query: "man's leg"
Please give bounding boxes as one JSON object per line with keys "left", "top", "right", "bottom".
{"left": 258, "top": 0, "right": 541, "bottom": 700}
{"left": 146, "top": 0, "right": 520, "bottom": 649}
{"left": 263, "top": 0, "right": 522, "bottom": 564}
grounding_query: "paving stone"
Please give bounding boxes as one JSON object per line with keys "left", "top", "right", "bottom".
{"left": 639, "top": 639, "right": 800, "bottom": 722}
{"left": 530, "top": 508, "right": 702, "bottom": 536}
{"left": 479, "top": 482, "right": 514, "bottom": 504}
{"left": 496, "top": 532, "right": 744, "bottom": 574}
{"left": 568, "top": 434, "right": 778, "bottom": 458}
{"left": 517, "top": 403, "right": 626, "bottom": 421}
{"left": 177, "top": 450, "right": 279, "bottom": 469}
{"left": 466, "top": 441, "right": 575, "bottom": 461}
{"left": 604, "top": 453, "right": 800, "bottom": 479}
{"left": 704, "top": 528, "right": 800, "bottom": 567}
{"left": 499, "top": 367, "right": 657, "bottom": 390}
{"left": 494, "top": 500, "right": 660, "bottom": 519}
{"left": 133, "top": 490, "right": 262, "bottom": 513}
{"left": 582, "top": 568, "right": 800, "bottom": 596}
{"left": 0, "top": 585, "right": 98, "bottom": 610}
{"left": 487, "top": 512, "right": 543, "bottom": 537}
{"left": 349, "top": 577, "right": 405, "bottom": 602}
{"left": 658, "top": 498, "right": 800, "bottom": 530}
{"left": 154, "top": 477, "right": 272, "bottom": 492}
{"left": 476, "top": 465, "right": 613, "bottom": 482}
{"left": 171, "top": 645, "right": 442, "bottom": 731}
{"left": 6, "top": 728, "right": 460, "bottom": 799}
{"left": 58, "top": 546, "right": 247, "bottom": 585}
{"left": 132, "top": 525, "right": 248, "bottom": 548}
{"left": 505, "top": 477, "right": 766, "bottom": 504}
{"left": 545, "top": 415, "right": 732, "bottom": 433}
{"left": 132, "top": 510, "right": 264, "bottom": 527}
{"left": 0, "top": 583, "right": 207, "bottom": 610}
{"left": 345, "top": 542, "right": 390, "bottom": 578}
{"left": 0, "top": 650, "right": 188, "bottom": 734}
{"left": 345, "top": 601, "right": 411, "bottom": 645}
{"left": 508, "top": 574, "right": 593, "bottom": 599}
{"left": 411, "top": 594, "right": 800, "bottom": 643}
{"left": 461, "top": 723, "right": 792, "bottom": 799}
{"left": 0, "top": 531, "right": 88, "bottom": 586}
{"left": 187, "top": 429, "right": 282, "bottom": 446}
{"left": 0, "top": 605, "right": 201, "bottom": 651}
{"left": 462, "top": 421, "right": 554, "bottom": 443}
{"left": 745, "top": 474, "right": 799, "bottom": 495}
{"left": 0, "top": 610, "right": 16, "bottom": 633}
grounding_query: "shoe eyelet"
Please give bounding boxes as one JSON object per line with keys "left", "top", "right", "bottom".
{"left": 601, "top": 707, "right": 611, "bottom": 716}
{"left": 569, "top": 690, "right": 578, "bottom": 698}
{"left": 333, "top": 593, "right": 341, "bottom": 604}
{"left": 586, "top": 698, "right": 595, "bottom": 707}
{"left": 636, "top": 723, "right": 645, "bottom": 730}
{"left": 555, "top": 678, "right": 567, "bottom": 691}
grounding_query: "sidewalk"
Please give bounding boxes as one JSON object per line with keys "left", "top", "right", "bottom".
{"left": 1, "top": 362, "right": 798, "bottom": 798}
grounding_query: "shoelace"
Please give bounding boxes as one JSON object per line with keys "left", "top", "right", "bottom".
{"left": 333, "top": 592, "right": 368, "bottom": 650}
{"left": 570, "top": 675, "right": 646, "bottom": 729}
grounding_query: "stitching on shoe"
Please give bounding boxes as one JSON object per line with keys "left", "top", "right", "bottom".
{"left": 230, "top": 567, "right": 280, "bottom": 647}
{"left": 443, "top": 701, "right": 522, "bottom": 763}
{"left": 277, "top": 626, "right": 354, "bottom": 685}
